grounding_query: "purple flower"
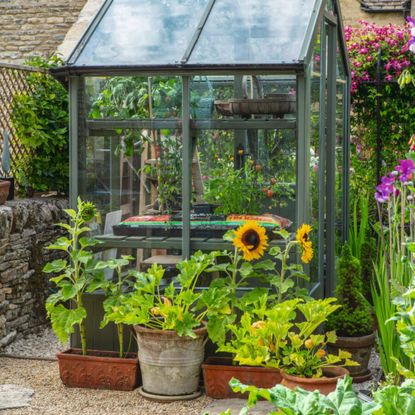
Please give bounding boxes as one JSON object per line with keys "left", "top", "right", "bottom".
{"left": 375, "top": 174, "right": 396, "bottom": 203}
{"left": 395, "top": 159, "right": 415, "bottom": 183}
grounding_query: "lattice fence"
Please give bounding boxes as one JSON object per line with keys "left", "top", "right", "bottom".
{"left": 0, "top": 62, "right": 44, "bottom": 177}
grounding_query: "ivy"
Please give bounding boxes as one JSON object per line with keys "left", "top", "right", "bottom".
{"left": 11, "top": 55, "right": 69, "bottom": 194}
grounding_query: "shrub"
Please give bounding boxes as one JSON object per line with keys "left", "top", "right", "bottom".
{"left": 326, "top": 243, "right": 373, "bottom": 337}
{"left": 346, "top": 21, "right": 415, "bottom": 197}
{"left": 11, "top": 55, "right": 69, "bottom": 194}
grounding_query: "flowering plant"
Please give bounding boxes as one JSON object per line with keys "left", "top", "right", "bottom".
{"left": 201, "top": 222, "right": 312, "bottom": 346}
{"left": 105, "top": 251, "right": 217, "bottom": 338}
{"left": 373, "top": 155, "right": 415, "bottom": 379}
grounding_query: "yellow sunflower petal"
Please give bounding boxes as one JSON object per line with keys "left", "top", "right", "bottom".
{"left": 296, "top": 224, "right": 312, "bottom": 247}
{"left": 233, "top": 221, "right": 268, "bottom": 262}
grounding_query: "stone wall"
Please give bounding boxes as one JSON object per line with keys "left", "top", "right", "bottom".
{"left": 0, "top": 0, "right": 87, "bottom": 63}
{"left": 0, "top": 198, "right": 68, "bottom": 349}
{"left": 340, "top": 0, "right": 405, "bottom": 26}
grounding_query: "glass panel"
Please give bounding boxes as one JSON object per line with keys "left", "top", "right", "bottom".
{"left": 196, "top": 128, "right": 296, "bottom": 224}
{"left": 74, "top": 0, "right": 209, "bottom": 66}
{"left": 188, "top": 0, "right": 316, "bottom": 64}
{"left": 309, "top": 27, "right": 324, "bottom": 285}
{"left": 86, "top": 76, "right": 182, "bottom": 119}
{"left": 335, "top": 46, "right": 347, "bottom": 254}
{"left": 79, "top": 128, "right": 183, "bottom": 240}
{"left": 190, "top": 75, "right": 296, "bottom": 120}
{"left": 325, "top": 0, "right": 336, "bottom": 14}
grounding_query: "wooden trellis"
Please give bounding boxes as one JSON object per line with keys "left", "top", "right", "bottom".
{"left": 0, "top": 62, "right": 43, "bottom": 176}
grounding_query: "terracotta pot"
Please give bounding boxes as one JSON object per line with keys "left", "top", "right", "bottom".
{"left": 0, "top": 180, "right": 10, "bottom": 205}
{"left": 327, "top": 332, "right": 375, "bottom": 381}
{"left": 134, "top": 325, "right": 206, "bottom": 397}
{"left": 202, "top": 357, "right": 281, "bottom": 399}
{"left": 281, "top": 366, "right": 349, "bottom": 395}
{"left": 57, "top": 349, "right": 139, "bottom": 391}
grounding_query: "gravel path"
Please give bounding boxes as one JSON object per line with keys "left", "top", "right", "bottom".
{"left": 3, "top": 327, "right": 67, "bottom": 359}
{"left": 0, "top": 357, "right": 213, "bottom": 415}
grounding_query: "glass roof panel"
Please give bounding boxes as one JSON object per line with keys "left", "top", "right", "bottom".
{"left": 188, "top": 0, "right": 316, "bottom": 65}
{"left": 73, "top": 0, "right": 210, "bottom": 66}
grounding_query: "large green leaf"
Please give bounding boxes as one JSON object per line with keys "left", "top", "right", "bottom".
{"left": 43, "top": 259, "right": 67, "bottom": 273}
{"left": 46, "top": 303, "right": 86, "bottom": 344}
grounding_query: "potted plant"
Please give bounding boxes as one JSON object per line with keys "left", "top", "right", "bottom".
{"left": 279, "top": 298, "right": 358, "bottom": 395}
{"left": 200, "top": 223, "right": 313, "bottom": 399}
{"left": 106, "top": 251, "right": 217, "bottom": 400}
{"left": 326, "top": 243, "right": 375, "bottom": 383}
{"left": 44, "top": 198, "right": 139, "bottom": 391}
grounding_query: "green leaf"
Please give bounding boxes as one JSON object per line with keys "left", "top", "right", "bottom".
{"left": 43, "top": 259, "right": 67, "bottom": 273}
{"left": 46, "top": 303, "right": 86, "bottom": 344}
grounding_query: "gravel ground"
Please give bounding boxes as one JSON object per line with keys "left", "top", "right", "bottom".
{"left": 3, "top": 327, "right": 67, "bottom": 359}
{"left": 0, "top": 357, "right": 213, "bottom": 415}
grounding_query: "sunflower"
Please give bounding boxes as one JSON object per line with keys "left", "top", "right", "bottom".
{"left": 296, "top": 224, "right": 313, "bottom": 264}
{"left": 233, "top": 221, "right": 268, "bottom": 261}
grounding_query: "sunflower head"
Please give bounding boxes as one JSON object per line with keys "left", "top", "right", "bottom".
{"left": 296, "top": 224, "right": 313, "bottom": 264}
{"left": 233, "top": 221, "right": 268, "bottom": 261}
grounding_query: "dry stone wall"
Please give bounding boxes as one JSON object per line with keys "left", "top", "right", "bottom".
{"left": 0, "top": 0, "right": 87, "bottom": 63}
{"left": 0, "top": 198, "right": 67, "bottom": 349}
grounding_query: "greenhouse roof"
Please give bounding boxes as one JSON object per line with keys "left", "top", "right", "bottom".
{"left": 58, "top": 0, "right": 347, "bottom": 75}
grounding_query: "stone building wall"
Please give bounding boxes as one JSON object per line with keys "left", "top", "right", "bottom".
{"left": 340, "top": 0, "right": 405, "bottom": 26}
{"left": 0, "top": 0, "right": 87, "bottom": 63}
{"left": 0, "top": 198, "right": 68, "bottom": 349}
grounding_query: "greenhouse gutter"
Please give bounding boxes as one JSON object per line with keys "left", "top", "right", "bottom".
{"left": 51, "top": 63, "right": 305, "bottom": 78}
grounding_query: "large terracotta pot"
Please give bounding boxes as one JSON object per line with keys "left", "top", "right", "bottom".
{"left": 327, "top": 333, "right": 375, "bottom": 382}
{"left": 134, "top": 325, "right": 206, "bottom": 398}
{"left": 57, "top": 349, "right": 139, "bottom": 391}
{"left": 202, "top": 357, "right": 282, "bottom": 399}
{"left": 281, "top": 367, "right": 349, "bottom": 395}
{"left": 0, "top": 180, "right": 10, "bottom": 205}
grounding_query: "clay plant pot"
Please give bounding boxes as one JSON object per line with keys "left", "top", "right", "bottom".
{"left": 57, "top": 349, "right": 139, "bottom": 391}
{"left": 327, "top": 332, "right": 375, "bottom": 383}
{"left": 0, "top": 180, "right": 10, "bottom": 205}
{"left": 134, "top": 325, "right": 206, "bottom": 400}
{"left": 281, "top": 367, "right": 349, "bottom": 395}
{"left": 202, "top": 357, "right": 282, "bottom": 399}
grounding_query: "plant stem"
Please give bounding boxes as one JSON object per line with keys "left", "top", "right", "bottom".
{"left": 76, "top": 293, "right": 87, "bottom": 356}
{"left": 117, "top": 323, "right": 124, "bottom": 358}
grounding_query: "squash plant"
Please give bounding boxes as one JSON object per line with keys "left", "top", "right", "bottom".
{"left": 44, "top": 198, "right": 104, "bottom": 355}
{"left": 104, "top": 251, "right": 218, "bottom": 338}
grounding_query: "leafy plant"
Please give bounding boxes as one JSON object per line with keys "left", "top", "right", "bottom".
{"left": 373, "top": 379, "right": 415, "bottom": 415}
{"left": 280, "top": 298, "right": 358, "bottom": 378}
{"left": 326, "top": 243, "right": 373, "bottom": 337}
{"left": 349, "top": 194, "right": 369, "bottom": 263}
{"left": 11, "top": 55, "right": 69, "bottom": 194}
{"left": 200, "top": 224, "right": 311, "bottom": 347}
{"left": 222, "top": 376, "right": 377, "bottom": 415}
{"left": 94, "top": 256, "right": 137, "bottom": 358}
{"left": 104, "top": 251, "right": 217, "bottom": 338}
{"left": 43, "top": 198, "right": 103, "bottom": 355}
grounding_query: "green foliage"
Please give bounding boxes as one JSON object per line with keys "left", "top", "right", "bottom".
{"left": 106, "top": 251, "right": 217, "bottom": 338}
{"left": 326, "top": 243, "right": 373, "bottom": 337}
{"left": 200, "top": 228, "right": 309, "bottom": 347}
{"left": 281, "top": 298, "right": 357, "bottom": 378}
{"left": 223, "top": 376, "right": 377, "bottom": 415}
{"left": 373, "top": 379, "right": 415, "bottom": 415}
{"left": 44, "top": 198, "right": 104, "bottom": 355}
{"left": 94, "top": 255, "right": 137, "bottom": 358}
{"left": 204, "top": 160, "right": 294, "bottom": 215}
{"left": 11, "top": 55, "right": 69, "bottom": 194}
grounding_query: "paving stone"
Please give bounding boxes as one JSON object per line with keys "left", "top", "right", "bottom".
{"left": 201, "top": 399, "right": 275, "bottom": 415}
{"left": 0, "top": 384, "right": 34, "bottom": 410}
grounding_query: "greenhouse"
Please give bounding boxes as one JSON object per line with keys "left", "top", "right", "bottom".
{"left": 53, "top": 0, "right": 350, "bottom": 301}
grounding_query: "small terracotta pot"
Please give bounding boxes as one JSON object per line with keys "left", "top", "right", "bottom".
{"left": 57, "top": 348, "right": 139, "bottom": 391}
{"left": 0, "top": 180, "right": 10, "bottom": 205}
{"left": 327, "top": 333, "right": 375, "bottom": 381}
{"left": 202, "top": 357, "right": 282, "bottom": 399}
{"left": 281, "top": 367, "right": 349, "bottom": 395}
